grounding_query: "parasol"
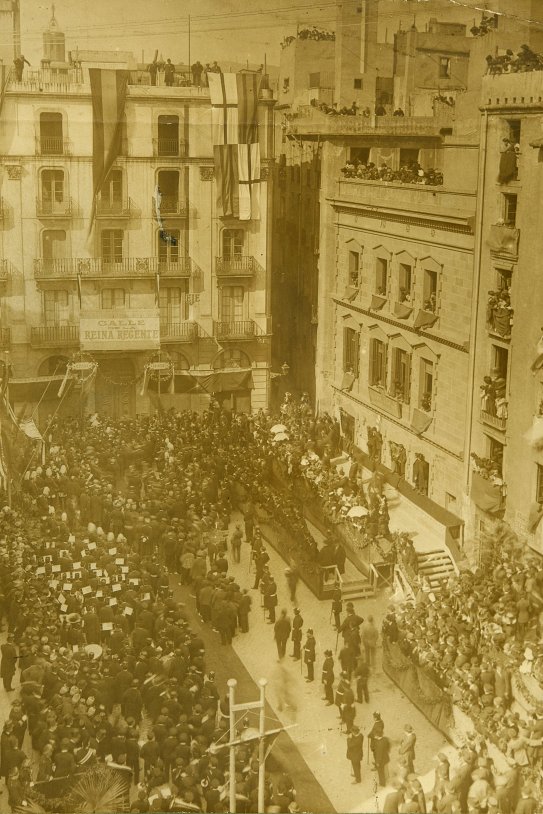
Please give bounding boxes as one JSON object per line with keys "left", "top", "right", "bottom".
{"left": 270, "top": 424, "right": 288, "bottom": 434}
{"left": 85, "top": 644, "right": 103, "bottom": 660}
{"left": 347, "top": 505, "right": 369, "bottom": 518}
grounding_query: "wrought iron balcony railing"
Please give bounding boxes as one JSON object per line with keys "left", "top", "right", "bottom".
{"left": 160, "top": 321, "right": 198, "bottom": 342}
{"left": 153, "top": 138, "right": 188, "bottom": 158}
{"left": 36, "top": 197, "right": 73, "bottom": 218}
{"left": 95, "top": 198, "right": 132, "bottom": 217}
{"left": 30, "top": 325, "right": 80, "bottom": 347}
{"left": 216, "top": 256, "right": 257, "bottom": 277}
{"left": 213, "top": 320, "right": 256, "bottom": 341}
{"left": 34, "top": 256, "right": 193, "bottom": 279}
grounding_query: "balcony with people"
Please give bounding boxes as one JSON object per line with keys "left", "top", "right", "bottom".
{"left": 480, "top": 370, "right": 508, "bottom": 431}
{"left": 486, "top": 289, "right": 513, "bottom": 339}
{"left": 340, "top": 158, "right": 443, "bottom": 187}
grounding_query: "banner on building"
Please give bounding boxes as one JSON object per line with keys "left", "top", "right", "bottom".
{"left": 209, "top": 72, "right": 262, "bottom": 221}
{"left": 88, "top": 68, "right": 130, "bottom": 234}
{"left": 80, "top": 309, "right": 160, "bottom": 351}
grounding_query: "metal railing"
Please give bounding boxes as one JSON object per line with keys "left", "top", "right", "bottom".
{"left": 213, "top": 320, "right": 256, "bottom": 340}
{"left": 153, "top": 138, "right": 187, "bottom": 157}
{"left": 34, "top": 256, "right": 193, "bottom": 278}
{"left": 480, "top": 409, "right": 507, "bottom": 431}
{"left": 286, "top": 108, "right": 452, "bottom": 137}
{"left": 95, "top": 198, "right": 132, "bottom": 217}
{"left": 156, "top": 195, "right": 190, "bottom": 216}
{"left": 368, "top": 386, "right": 403, "bottom": 418}
{"left": 160, "top": 321, "right": 198, "bottom": 342}
{"left": 37, "top": 136, "right": 69, "bottom": 156}
{"left": 30, "top": 325, "right": 80, "bottom": 347}
{"left": 216, "top": 256, "right": 257, "bottom": 276}
{"left": 36, "top": 197, "right": 73, "bottom": 218}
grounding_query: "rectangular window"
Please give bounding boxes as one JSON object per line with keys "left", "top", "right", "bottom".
{"left": 41, "top": 170, "right": 64, "bottom": 211}
{"left": 353, "top": 78, "right": 362, "bottom": 90}
{"left": 101, "top": 288, "right": 126, "bottom": 309}
{"left": 220, "top": 286, "right": 245, "bottom": 322}
{"left": 398, "top": 263, "right": 412, "bottom": 302}
{"left": 157, "top": 114, "right": 180, "bottom": 156}
{"left": 101, "top": 229, "right": 123, "bottom": 264}
{"left": 348, "top": 250, "right": 361, "bottom": 287}
{"left": 157, "top": 170, "right": 180, "bottom": 213}
{"left": 487, "top": 436, "right": 504, "bottom": 476}
{"left": 439, "top": 57, "right": 451, "bottom": 78}
{"left": 375, "top": 257, "right": 388, "bottom": 295}
{"left": 537, "top": 465, "right": 543, "bottom": 504}
{"left": 419, "top": 358, "right": 433, "bottom": 411}
{"left": 423, "top": 269, "right": 438, "bottom": 311}
{"left": 399, "top": 148, "right": 420, "bottom": 166}
{"left": 507, "top": 119, "right": 521, "bottom": 145}
{"left": 40, "top": 112, "right": 63, "bottom": 155}
{"left": 101, "top": 169, "right": 123, "bottom": 207}
{"left": 158, "top": 229, "right": 181, "bottom": 266}
{"left": 503, "top": 193, "right": 518, "bottom": 227}
{"left": 492, "top": 345, "right": 509, "bottom": 379}
{"left": 308, "top": 72, "right": 320, "bottom": 89}
{"left": 42, "top": 229, "right": 67, "bottom": 263}
{"left": 222, "top": 229, "right": 244, "bottom": 259}
{"left": 44, "top": 289, "right": 69, "bottom": 325}
{"left": 369, "top": 338, "right": 386, "bottom": 387}
{"left": 350, "top": 147, "right": 370, "bottom": 164}
{"left": 159, "top": 283, "right": 189, "bottom": 322}
{"left": 343, "top": 327, "right": 359, "bottom": 377}
{"left": 496, "top": 268, "right": 511, "bottom": 291}
{"left": 391, "top": 348, "right": 411, "bottom": 403}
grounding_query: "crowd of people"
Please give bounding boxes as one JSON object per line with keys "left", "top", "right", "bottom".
{"left": 485, "top": 44, "right": 543, "bottom": 75}
{"left": 341, "top": 158, "right": 444, "bottom": 186}
{"left": 0, "top": 408, "right": 314, "bottom": 813}
{"left": 281, "top": 28, "right": 335, "bottom": 48}
{"left": 480, "top": 373, "right": 508, "bottom": 421}
{"left": 486, "top": 290, "right": 513, "bottom": 339}
{"left": 383, "top": 522, "right": 543, "bottom": 799}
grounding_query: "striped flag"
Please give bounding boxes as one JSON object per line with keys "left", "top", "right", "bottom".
{"left": 88, "top": 69, "right": 129, "bottom": 235}
{"left": 209, "top": 72, "right": 261, "bottom": 221}
{"left": 214, "top": 144, "right": 239, "bottom": 219}
{"left": 238, "top": 143, "right": 261, "bottom": 221}
{"left": 0, "top": 63, "right": 8, "bottom": 120}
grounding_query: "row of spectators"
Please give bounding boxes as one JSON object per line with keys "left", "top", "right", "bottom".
{"left": 341, "top": 159, "right": 444, "bottom": 186}
{"left": 485, "top": 45, "right": 543, "bottom": 74}
{"left": 281, "top": 28, "right": 335, "bottom": 48}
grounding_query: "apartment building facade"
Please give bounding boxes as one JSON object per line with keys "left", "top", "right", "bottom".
{"left": 0, "top": 43, "right": 274, "bottom": 421}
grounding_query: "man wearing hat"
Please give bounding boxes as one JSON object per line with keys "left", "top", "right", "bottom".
{"left": 1, "top": 634, "right": 18, "bottom": 692}
{"left": 291, "top": 608, "right": 303, "bottom": 661}
{"left": 303, "top": 629, "right": 316, "bottom": 682}
{"left": 346, "top": 724, "right": 363, "bottom": 784}
{"left": 399, "top": 724, "right": 416, "bottom": 775}
{"left": 274, "top": 609, "right": 291, "bottom": 661}
{"left": 322, "top": 649, "right": 335, "bottom": 705}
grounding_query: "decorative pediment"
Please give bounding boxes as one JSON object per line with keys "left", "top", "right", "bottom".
{"left": 412, "top": 342, "right": 440, "bottom": 363}
{"left": 373, "top": 244, "right": 392, "bottom": 259}
{"left": 394, "top": 249, "right": 416, "bottom": 265}
{"left": 388, "top": 332, "right": 413, "bottom": 353}
{"left": 367, "top": 323, "right": 389, "bottom": 344}
{"left": 345, "top": 237, "right": 364, "bottom": 252}
{"left": 340, "top": 313, "right": 361, "bottom": 331}
{"left": 419, "top": 255, "right": 443, "bottom": 273}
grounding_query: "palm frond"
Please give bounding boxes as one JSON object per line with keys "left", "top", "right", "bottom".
{"left": 66, "top": 766, "right": 129, "bottom": 813}
{"left": 13, "top": 803, "right": 47, "bottom": 814}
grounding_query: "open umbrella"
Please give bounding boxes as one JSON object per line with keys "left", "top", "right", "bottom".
{"left": 273, "top": 432, "right": 290, "bottom": 442}
{"left": 347, "top": 505, "right": 369, "bottom": 518}
{"left": 270, "top": 424, "right": 288, "bottom": 434}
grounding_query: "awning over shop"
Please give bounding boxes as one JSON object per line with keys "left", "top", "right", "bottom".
{"left": 9, "top": 376, "right": 66, "bottom": 402}
{"left": 168, "top": 369, "right": 254, "bottom": 395}
{"left": 471, "top": 471, "right": 504, "bottom": 513}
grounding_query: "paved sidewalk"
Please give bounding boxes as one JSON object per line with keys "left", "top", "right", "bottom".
{"left": 225, "top": 515, "right": 449, "bottom": 814}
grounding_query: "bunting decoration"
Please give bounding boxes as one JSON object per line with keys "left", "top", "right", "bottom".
{"left": 88, "top": 68, "right": 130, "bottom": 237}
{"left": 208, "top": 72, "right": 262, "bottom": 220}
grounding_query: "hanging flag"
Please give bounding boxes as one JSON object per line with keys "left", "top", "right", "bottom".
{"left": 0, "top": 63, "right": 9, "bottom": 120}
{"left": 77, "top": 272, "right": 82, "bottom": 308}
{"left": 155, "top": 272, "right": 160, "bottom": 308}
{"left": 238, "top": 143, "right": 261, "bottom": 221}
{"left": 209, "top": 71, "right": 262, "bottom": 221}
{"left": 88, "top": 68, "right": 130, "bottom": 236}
{"left": 214, "top": 144, "right": 238, "bottom": 218}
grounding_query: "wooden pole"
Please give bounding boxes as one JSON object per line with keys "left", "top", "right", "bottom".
{"left": 188, "top": 15, "right": 191, "bottom": 74}
{"left": 257, "top": 678, "right": 267, "bottom": 813}
{"left": 228, "top": 679, "right": 237, "bottom": 813}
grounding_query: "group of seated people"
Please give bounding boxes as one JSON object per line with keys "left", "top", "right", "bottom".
{"left": 383, "top": 529, "right": 543, "bottom": 787}
{"left": 309, "top": 98, "right": 362, "bottom": 116}
{"left": 485, "top": 44, "right": 543, "bottom": 74}
{"left": 341, "top": 159, "right": 444, "bottom": 186}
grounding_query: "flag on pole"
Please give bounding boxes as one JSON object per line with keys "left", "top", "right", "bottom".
{"left": 214, "top": 144, "right": 238, "bottom": 218}
{"left": 88, "top": 68, "right": 129, "bottom": 237}
{"left": 238, "top": 143, "right": 261, "bottom": 221}
{"left": 0, "top": 63, "right": 9, "bottom": 120}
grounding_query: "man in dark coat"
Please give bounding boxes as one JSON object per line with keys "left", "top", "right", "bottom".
{"left": 1, "top": 634, "right": 17, "bottom": 691}
{"left": 321, "top": 649, "right": 335, "bottom": 705}
{"left": 346, "top": 725, "right": 363, "bottom": 784}
{"left": 274, "top": 609, "right": 291, "bottom": 660}
{"left": 303, "top": 629, "right": 316, "bottom": 682}
{"left": 122, "top": 680, "right": 143, "bottom": 723}
{"left": 291, "top": 608, "right": 303, "bottom": 660}
{"left": 264, "top": 577, "right": 278, "bottom": 623}
{"left": 373, "top": 732, "right": 390, "bottom": 787}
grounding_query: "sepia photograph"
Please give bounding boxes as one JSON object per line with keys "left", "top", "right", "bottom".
{"left": 0, "top": 0, "right": 542, "bottom": 811}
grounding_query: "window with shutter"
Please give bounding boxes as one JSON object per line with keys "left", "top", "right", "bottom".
{"left": 343, "top": 328, "right": 359, "bottom": 377}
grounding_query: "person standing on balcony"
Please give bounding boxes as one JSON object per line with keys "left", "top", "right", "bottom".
{"left": 164, "top": 59, "right": 175, "bottom": 87}
{"left": 13, "top": 55, "right": 30, "bottom": 81}
{"left": 148, "top": 59, "right": 158, "bottom": 86}
{"left": 191, "top": 61, "right": 204, "bottom": 86}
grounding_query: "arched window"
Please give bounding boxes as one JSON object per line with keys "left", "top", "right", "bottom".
{"left": 169, "top": 351, "right": 190, "bottom": 371}
{"left": 213, "top": 349, "right": 251, "bottom": 370}
{"left": 39, "top": 355, "right": 69, "bottom": 376}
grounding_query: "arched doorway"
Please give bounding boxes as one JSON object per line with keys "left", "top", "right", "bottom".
{"left": 95, "top": 357, "right": 136, "bottom": 418}
{"left": 212, "top": 348, "right": 253, "bottom": 413}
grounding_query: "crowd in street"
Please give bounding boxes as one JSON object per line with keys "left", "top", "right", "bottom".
{"left": 0, "top": 408, "right": 310, "bottom": 813}
{"left": 341, "top": 159, "right": 444, "bottom": 186}
{"left": 383, "top": 526, "right": 543, "bottom": 803}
